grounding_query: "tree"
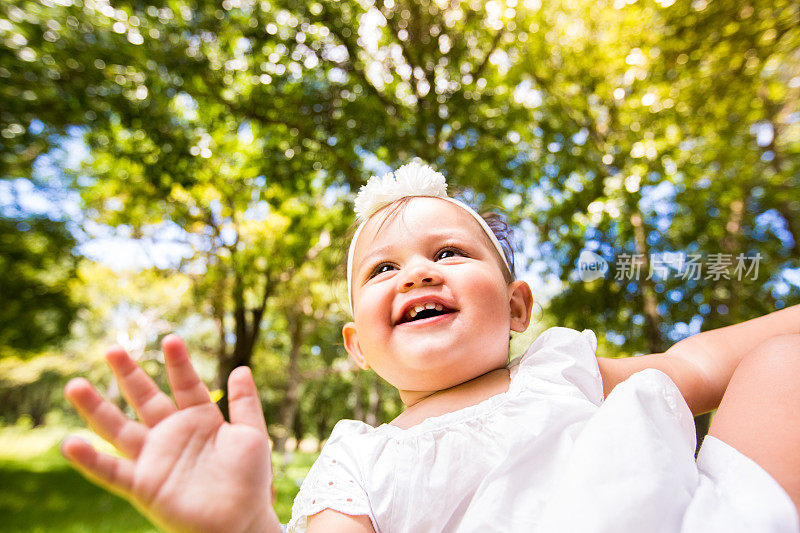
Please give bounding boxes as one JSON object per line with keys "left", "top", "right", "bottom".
{"left": 498, "top": 0, "right": 799, "bottom": 443}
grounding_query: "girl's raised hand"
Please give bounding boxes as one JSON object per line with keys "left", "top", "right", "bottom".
{"left": 61, "top": 335, "right": 282, "bottom": 533}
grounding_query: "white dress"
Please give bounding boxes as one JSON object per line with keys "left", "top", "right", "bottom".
{"left": 287, "top": 327, "right": 798, "bottom": 532}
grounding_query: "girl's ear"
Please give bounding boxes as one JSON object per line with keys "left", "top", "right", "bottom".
{"left": 342, "top": 322, "right": 370, "bottom": 370}
{"left": 508, "top": 280, "right": 534, "bottom": 333}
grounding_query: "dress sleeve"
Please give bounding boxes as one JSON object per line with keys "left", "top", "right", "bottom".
{"left": 287, "top": 422, "right": 375, "bottom": 532}
{"left": 513, "top": 327, "right": 604, "bottom": 405}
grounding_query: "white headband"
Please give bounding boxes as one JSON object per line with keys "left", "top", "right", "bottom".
{"left": 346, "top": 162, "right": 512, "bottom": 315}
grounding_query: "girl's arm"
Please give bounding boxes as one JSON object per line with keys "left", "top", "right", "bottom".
{"left": 597, "top": 304, "right": 800, "bottom": 415}
{"left": 307, "top": 510, "right": 375, "bottom": 532}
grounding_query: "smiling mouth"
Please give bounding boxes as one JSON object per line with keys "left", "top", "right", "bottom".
{"left": 398, "top": 303, "right": 457, "bottom": 325}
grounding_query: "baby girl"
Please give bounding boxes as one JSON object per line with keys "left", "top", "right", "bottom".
{"left": 62, "top": 162, "right": 800, "bottom": 532}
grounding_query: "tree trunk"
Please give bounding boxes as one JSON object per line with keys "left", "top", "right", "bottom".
{"left": 630, "top": 211, "right": 664, "bottom": 353}
{"left": 30, "top": 383, "right": 51, "bottom": 427}
{"left": 273, "top": 313, "right": 304, "bottom": 455}
{"left": 215, "top": 269, "right": 273, "bottom": 419}
{"left": 217, "top": 329, "right": 257, "bottom": 419}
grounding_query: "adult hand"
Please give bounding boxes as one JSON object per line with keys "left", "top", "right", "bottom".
{"left": 62, "top": 335, "right": 282, "bottom": 533}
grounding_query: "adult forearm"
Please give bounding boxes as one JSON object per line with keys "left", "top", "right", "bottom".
{"left": 665, "top": 304, "right": 800, "bottom": 413}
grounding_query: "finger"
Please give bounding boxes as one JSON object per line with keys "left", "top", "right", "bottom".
{"left": 162, "top": 334, "right": 215, "bottom": 410}
{"left": 64, "top": 378, "right": 147, "bottom": 459}
{"left": 106, "top": 345, "right": 176, "bottom": 427}
{"left": 61, "top": 436, "right": 136, "bottom": 499}
{"left": 227, "top": 366, "right": 268, "bottom": 433}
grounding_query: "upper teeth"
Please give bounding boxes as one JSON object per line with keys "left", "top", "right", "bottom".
{"left": 408, "top": 303, "right": 444, "bottom": 318}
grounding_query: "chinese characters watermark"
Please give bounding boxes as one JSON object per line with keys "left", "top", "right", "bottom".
{"left": 579, "top": 252, "right": 762, "bottom": 282}
{"left": 614, "top": 252, "right": 761, "bottom": 281}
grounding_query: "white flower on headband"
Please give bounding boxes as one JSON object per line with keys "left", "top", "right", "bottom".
{"left": 354, "top": 162, "right": 448, "bottom": 221}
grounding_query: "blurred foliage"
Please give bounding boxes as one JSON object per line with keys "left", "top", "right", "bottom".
{"left": 0, "top": 214, "right": 79, "bottom": 354}
{"left": 511, "top": 0, "right": 800, "bottom": 353}
{"left": 0, "top": 354, "right": 78, "bottom": 426}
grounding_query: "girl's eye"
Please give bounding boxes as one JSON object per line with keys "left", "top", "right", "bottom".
{"left": 369, "top": 263, "right": 396, "bottom": 278}
{"left": 436, "top": 248, "right": 462, "bottom": 260}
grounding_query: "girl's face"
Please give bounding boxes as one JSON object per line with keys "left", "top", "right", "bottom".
{"left": 343, "top": 197, "right": 532, "bottom": 404}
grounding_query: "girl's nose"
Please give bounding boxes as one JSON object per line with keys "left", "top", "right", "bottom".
{"left": 398, "top": 263, "right": 442, "bottom": 292}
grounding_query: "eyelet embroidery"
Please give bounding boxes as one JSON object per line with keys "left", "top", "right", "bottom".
{"left": 287, "top": 451, "right": 368, "bottom": 533}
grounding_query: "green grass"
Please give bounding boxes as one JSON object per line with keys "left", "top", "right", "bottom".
{"left": 0, "top": 425, "right": 318, "bottom": 531}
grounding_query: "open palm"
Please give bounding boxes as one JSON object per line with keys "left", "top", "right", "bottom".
{"left": 62, "top": 335, "right": 281, "bottom": 533}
